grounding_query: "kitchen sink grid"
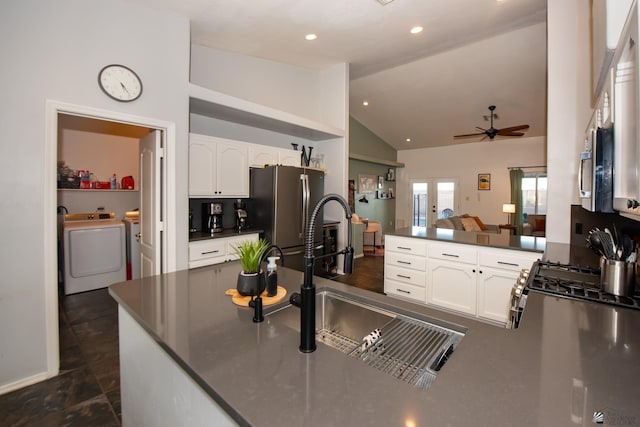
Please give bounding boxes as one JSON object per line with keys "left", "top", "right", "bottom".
{"left": 269, "top": 290, "right": 464, "bottom": 390}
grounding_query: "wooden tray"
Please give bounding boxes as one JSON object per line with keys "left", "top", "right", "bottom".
{"left": 225, "top": 286, "right": 287, "bottom": 307}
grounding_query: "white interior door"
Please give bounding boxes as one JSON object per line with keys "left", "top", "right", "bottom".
{"left": 140, "top": 130, "right": 163, "bottom": 277}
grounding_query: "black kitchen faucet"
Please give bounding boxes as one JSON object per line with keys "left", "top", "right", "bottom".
{"left": 289, "top": 194, "right": 354, "bottom": 353}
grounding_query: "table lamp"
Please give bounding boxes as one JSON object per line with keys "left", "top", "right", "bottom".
{"left": 502, "top": 203, "right": 516, "bottom": 224}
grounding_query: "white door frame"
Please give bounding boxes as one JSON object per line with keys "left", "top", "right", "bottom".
{"left": 44, "top": 100, "right": 176, "bottom": 378}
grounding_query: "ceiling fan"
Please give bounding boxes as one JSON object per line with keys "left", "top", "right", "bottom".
{"left": 454, "top": 105, "right": 529, "bottom": 140}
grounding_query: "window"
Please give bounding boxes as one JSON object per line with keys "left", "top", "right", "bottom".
{"left": 522, "top": 174, "right": 547, "bottom": 215}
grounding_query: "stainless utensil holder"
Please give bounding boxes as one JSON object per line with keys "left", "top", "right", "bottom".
{"left": 600, "top": 257, "right": 636, "bottom": 297}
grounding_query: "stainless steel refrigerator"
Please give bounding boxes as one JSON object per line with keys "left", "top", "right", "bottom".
{"left": 250, "top": 165, "right": 325, "bottom": 275}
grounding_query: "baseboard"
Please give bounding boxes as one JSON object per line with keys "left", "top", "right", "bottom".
{"left": 0, "top": 371, "right": 52, "bottom": 396}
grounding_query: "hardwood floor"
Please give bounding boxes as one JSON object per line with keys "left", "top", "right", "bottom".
{"left": 332, "top": 250, "right": 385, "bottom": 294}
{"left": 0, "top": 252, "right": 384, "bottom": 426}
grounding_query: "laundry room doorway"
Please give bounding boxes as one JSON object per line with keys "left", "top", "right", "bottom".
{"left": 45, "top": 100, "right": 176, "bottom": 379}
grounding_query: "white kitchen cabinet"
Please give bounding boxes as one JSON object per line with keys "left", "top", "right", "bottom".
{"left": 384, "top": 235, "right": 427, "bottom": 303}
{"left": 188, "top": 233, "right": 259, "bottom": 269}
{"left": 189, "top": 133, "right": 249, "bottom": 197}
{"left": 278, "top": 149, "right": 301, "bottom": 167}
{"left": 248, "top": 144, "right": 301, "bottom": 168}
{"left": 427, "top": 243, "right": 478, "bottom": 316}
{"left": 476, "top": 249, "right": 540, "bottom": 324}
{"left": 384, "top": 235, "right": 541, "bottom": 325}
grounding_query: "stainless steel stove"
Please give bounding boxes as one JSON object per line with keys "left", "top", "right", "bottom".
{"left": 509, "top": 260, "right": 640, "bottom": 328}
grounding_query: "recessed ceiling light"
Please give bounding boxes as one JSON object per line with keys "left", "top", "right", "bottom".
{"left": 376, "top": 0, "right": 395, "bottom": 5}
{"left": 410, "top": 26, "right": 423, "bottom": 35}
{"left": 406, "top": 138, "right": 411, "bottom": 143}
{"left": 363, "top": 101, "right": 369, "bottom": 106}
{"left": 305, "top": 34, "right": 318, "bottom": 41}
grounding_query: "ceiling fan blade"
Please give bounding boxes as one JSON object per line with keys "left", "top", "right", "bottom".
{"left": 497, "top": 124, "right": 529, "bottom": 133}
{"left": 475, "top": 126, "right": 487, "bottom": 132}
{"left": 454, "top": 132, "right": 486, "bottom": 138}
{"left": 496, "top": 132, "right": 525, "bottom": 137}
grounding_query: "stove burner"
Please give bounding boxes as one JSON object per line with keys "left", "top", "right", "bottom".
{"left": 527, "top": 261, "right": 640, "bottom": 311}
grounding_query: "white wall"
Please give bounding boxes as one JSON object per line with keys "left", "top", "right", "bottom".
{"left": 546, "top": 0, "right": 593, "bottom": 243}
{"left": 191, "top": 45, "right": 347, "bottom": 130}
{"left": 58, "top": 130, "right": 140, "bottom": 187}
{"left": 0, "top": 0, "right": 190, "bottom": 392}
{"left": 396, "top": 136, "right": 546, "bottom": 226}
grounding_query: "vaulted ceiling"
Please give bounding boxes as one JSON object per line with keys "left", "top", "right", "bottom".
{"left": 129, "top": 0, "right": 548, "bottom": 149}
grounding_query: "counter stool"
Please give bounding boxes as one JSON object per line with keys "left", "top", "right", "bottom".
{"left": 363, "top": 230, "right": 377, "bottom": 254}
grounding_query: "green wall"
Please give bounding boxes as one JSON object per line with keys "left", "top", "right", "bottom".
{"left": 349, "top": 117, "right": 397, "bottom": 236}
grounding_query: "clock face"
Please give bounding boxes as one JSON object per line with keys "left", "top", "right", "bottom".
{"left": 98, "top": 64, "right": 142, "bottom": 102}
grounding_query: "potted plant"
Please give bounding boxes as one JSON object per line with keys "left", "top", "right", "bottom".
{"left": 232, "top": 238, "right": 270, "bottom": 296}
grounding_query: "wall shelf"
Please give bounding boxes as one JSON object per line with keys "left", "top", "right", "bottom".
{"left": 188, "top": 83, "right": 344, "bottom": 141}
{"left": 349, "top": 153, "right": 404, "bottom": 168}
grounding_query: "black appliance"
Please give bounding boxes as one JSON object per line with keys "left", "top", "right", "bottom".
{"left": 579, "top": 126, "right": 614, "bottom": 212}
{"left": 510, "top": 260, "right": 640, "bottom": 328}
{"left": 250, "top": 165, "right": 325, "bottom": 275}
{"left": 203, "top": 202, "right": 223, "bottom": 234}
{"left": 234, "top": 200, "right": 248, "bottom": 231}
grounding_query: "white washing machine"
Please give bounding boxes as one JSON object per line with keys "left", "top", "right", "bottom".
{"left": 63, "top": 212, "right": 126, "bottom": 295}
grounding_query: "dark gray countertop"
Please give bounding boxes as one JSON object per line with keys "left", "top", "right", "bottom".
{"left": 109, "top": 262, "right": 640, "bottom": 426}
{"left": 389, "top": 226, "right": 546, "bottom": 253}
{"left": 189, "top": 228, "right": 264, "bottom": 242}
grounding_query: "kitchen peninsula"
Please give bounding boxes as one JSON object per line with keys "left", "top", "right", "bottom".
{"left": 384, "top": 227, "right": 545, "bottom": 325}
{"left": 109, "top": 258, "right": 640, "bottom": 426}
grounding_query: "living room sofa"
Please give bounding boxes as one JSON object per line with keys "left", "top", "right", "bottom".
{"left": 434, "top": 215, "right": 500, "bottom": 233}
{"left": 522, "top": 214, "right": 546, "bottom": 237}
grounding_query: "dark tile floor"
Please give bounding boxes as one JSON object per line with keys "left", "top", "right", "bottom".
{"left": 0, "top": 252, "right": 383, "bottom": 427}
{"left": 0, "top": 289, "right": 121, "bottom": 426}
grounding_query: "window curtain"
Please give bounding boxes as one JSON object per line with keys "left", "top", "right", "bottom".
{"left": 510, "top": 168, "right": 524, "bottom": 234}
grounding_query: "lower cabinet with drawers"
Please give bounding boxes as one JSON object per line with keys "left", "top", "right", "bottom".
{"left": 384, "top": 235, "right": 540, "bottom": 325}
{"left": 188, "top": 233, "right": 259, "bottom": 269}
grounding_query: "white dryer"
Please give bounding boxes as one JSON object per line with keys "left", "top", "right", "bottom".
{"left": 63, "top": 212, "right": 126, "bottom": 295}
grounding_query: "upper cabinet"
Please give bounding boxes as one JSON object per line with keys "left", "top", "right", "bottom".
{"left": 592, "top": 0, "right": 634, "bottom": 97}
{"left": 188, "top": 133, "right": 249, "bottom": 197}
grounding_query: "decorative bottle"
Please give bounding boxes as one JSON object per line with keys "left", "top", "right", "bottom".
{"left": 266, "top": 256, "right": 280, "bottom": 297}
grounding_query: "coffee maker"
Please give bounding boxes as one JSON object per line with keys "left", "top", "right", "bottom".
{"left": 234, "top": 200, "right": 248, "bottom": 231}
{"left": 203, "top": 202, "right": 223, "bottom": 234}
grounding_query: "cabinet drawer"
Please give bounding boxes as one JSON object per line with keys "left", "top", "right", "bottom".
{"left": 478, "top": 250, "right": 540, "bottom": 272}
{"left": 385, "top": 235, "right": 427, "bottom": 256}
{"left": 385, "top": 251, "right": 427, "bottom": 271}
{"left": 189, "top": 240, "right": 227, "bottom": 263}
{"left": 225, "top": 234, "right": 259, "bottom": 261}
{"left": 384, "top": 279, "right": 426, "bottom": 303}
{"left": 428, "top": 243, "right": 477, "bottom": 264}
{"left": 385, "top": 265, "right": 426, "bottom": 287}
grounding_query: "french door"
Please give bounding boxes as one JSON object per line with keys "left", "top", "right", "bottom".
{"left": 411, "top": 179, "right": 458, "bottom": 228}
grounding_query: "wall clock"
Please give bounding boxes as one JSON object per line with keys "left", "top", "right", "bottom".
{"left": 98, "top": 64, "right": 143, "bottom": 102}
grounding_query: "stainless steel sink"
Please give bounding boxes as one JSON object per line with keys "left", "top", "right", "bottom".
{"left": 267, "top": 289, "right": 465, "bottom": 390}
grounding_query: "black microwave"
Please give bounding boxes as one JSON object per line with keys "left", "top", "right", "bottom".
{"left": 579, "top": 126, "right": 614, "bottom": 212}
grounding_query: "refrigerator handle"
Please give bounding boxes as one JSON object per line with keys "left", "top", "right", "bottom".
{"left": 300, "top": 174, "right": 310, "bottom": 239}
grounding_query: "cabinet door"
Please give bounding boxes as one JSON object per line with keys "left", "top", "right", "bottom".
{"left": 278, "top": 149, "right": 301, "bottom": 167}
{"left": 216, "top": 141, "right": 249, "bottom": 197}
{"left": 248, "top": 145, "right": 278, "bottom": 168}
{"left": 188, "top": 138, "right": 217, "bottom": 196}
{"left": 427, "top": 259, "right": 476, "bottom": 315}
{"left": 477, "top": 267, "right": 517, "bottom": 324}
